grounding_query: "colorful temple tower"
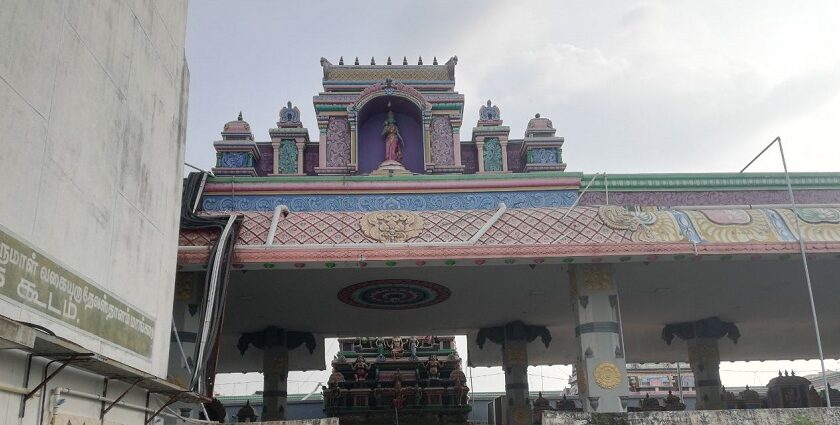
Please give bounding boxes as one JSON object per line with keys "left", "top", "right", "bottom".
{"left": 323, "top": 336, "right": 470, "bottom": 425}
{"left": 209, "top": 56, "right": 570, "bottom": 179}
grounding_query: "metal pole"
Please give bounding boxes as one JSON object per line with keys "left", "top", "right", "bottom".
{"left": 776, "top": 139, "right": 831, "bottom": 407}
{"left": 676, "top": 362, "right": 684, "bottom": 402}
{"left": 740, "top": 136, "right": 831, "bottom": 406}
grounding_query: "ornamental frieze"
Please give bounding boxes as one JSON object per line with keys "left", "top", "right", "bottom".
{"left": 360, "top": 211, "right": 424, "bottom": 243}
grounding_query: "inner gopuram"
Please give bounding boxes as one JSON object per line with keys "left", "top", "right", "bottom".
{"left": 174, "top": 56, "right": 840, "bottom": 424}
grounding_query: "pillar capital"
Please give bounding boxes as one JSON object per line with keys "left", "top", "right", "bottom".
{"left": 475, "top": 320, "right": 552, "bottom": 349}
{"left": 661, "top": 316, "right": 740, "bottom": 345}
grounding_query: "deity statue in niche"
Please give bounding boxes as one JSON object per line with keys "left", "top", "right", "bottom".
{"left": 382, "top": 110, "right": 404, "bottom": 163}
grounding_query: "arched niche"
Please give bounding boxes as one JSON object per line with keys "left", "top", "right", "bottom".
{"left": 357, "top": 96, "right": 424, "bottom": 174}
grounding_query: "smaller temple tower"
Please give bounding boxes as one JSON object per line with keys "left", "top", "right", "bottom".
{"left": 270, "top": 102, "right": 310, "bottom": 175}
{"left": 520, "top": 113, "right": 566, "bottom": 172}
{"left": 213, "top": 112, "right": 261, "bottom": 176}
{"left": 471, "top": 100, "right": 511, "bottom": 173}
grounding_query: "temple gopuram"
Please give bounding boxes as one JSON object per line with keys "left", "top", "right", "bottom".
{"left": 174, "top": 56, "right": 840, "bottom": 424}
{"left": 323, "top": 336, "right": 470, "bottom": 425}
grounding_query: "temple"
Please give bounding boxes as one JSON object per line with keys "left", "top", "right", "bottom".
{"left": 323, "top": 336, "right": 470, "bottom": 425}
{"left": 176, "top": 56, "right": 840, "bottom": 424}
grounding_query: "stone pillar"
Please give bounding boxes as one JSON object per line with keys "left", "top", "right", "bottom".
{"left": 503, "top": 334, "right": 531, "bottom": 425}
{"left": 262, "top": 328, "right": 289, "bottom": 421}
{"left": 500, "top": 138, "right": 509, "bottom": 172}
{"left": 271, "top": 141, "right": 280, "bottom": 175}
{"left": 569, "top": 265, "right": 629, "bottom": 413}
{"left": 477, "top": 321, "right": 551, "bottom": 425}
{"left": 452, "top": 126, "right": 462, "bottom": 167}
{"left": 349, "top": 119, "right": 357, "bottom": 171}
{"left": 318, "top": 125, "right": 327, "bottom": 169}
{"left": 423, "top": 112, "right": 432, "bottom": 170}
{"left": 661, "top": 317, "right": 739, "bottom": 410}
{"left": 688, "top": 337, "right": 723, "bottom": 410}
{"left": 475, "top": 138, "right": 485, "bottom": 173}
{"left": 295, "top": 140, "right": 305, "bottom": 175}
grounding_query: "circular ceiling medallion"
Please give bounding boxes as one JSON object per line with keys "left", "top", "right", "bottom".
{"left": 337, "top": 279, "right": 451, "bottom": 310}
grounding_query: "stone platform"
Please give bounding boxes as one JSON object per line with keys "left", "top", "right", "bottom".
{"left": 542, "top": 408, "right": 840, "bottom": 425}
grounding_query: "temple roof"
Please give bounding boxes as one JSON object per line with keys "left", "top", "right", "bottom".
{"left": 178, "top": 205, "right": 840, "bottom": 266}
{"left": 319, "top": 56, "right": 457, "bottom": 83}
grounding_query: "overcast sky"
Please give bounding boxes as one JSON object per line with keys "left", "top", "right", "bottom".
{"left": 185, "top": 1, "right": 840, "bottom": 395}
{"left": 185, "top": 0, "right": 840, "bottom": 175}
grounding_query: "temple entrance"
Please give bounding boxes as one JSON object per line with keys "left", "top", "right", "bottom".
{"left": 357, "top": 95, "right": 424, "bottom": 174}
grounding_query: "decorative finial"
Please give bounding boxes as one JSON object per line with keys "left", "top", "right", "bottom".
{"left": 779, "top": 370, "right": 783, "bottom": 377}
{"left": 370, "top": 56, "right": 376, "bottom": 65}
{"left": 433, "top": 56, "right": 438, "bottom": 65}
{"left": 418, "top": 56, "right": 423, "bottom": 65}
{"left": 535, "top": 113, "right": 541, "bottom": 118}
{"left": 387, "top": 56, "right": 392, "bottom": 65}
{"left": 287, "top": 101, "right": 292, "bottom": 108}
{"left": 339, "top": 56, "right": 344, "bottom": 65}
{"left": 785, "top": 370, "right": 789, "bottom": 376}
{"left": 354, "top": 57, "right": 359, "bottom": 65}
{"left": 487, "top": 99, "right": 492, "bottom": 107}
{"left": 403, "top": 56, "right": 408, "bottom": 65}
{"left": 237, "top": 111, "right": 243, "bottom": 121}
{"left": 792, "top": 371, "right": 796, "bottom": 376}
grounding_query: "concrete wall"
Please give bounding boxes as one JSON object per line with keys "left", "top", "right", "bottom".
{"left": 542, "top": 408, "right": 840, "bottom": 425}
{"left": 0, "top": 0, "right": 188, "bottom": 377}
{"left": 0, "top": 1, "right": 189, "bottom": 424}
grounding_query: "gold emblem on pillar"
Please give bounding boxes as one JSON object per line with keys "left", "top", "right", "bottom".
{"left": 581, "top": 265, "right": 614, "bottom": 290}
{"left": 593, "top": 362, "right": 622, "bottom": 390}
{"left": 360, "top": 211, "right": 424, "bottom": 243}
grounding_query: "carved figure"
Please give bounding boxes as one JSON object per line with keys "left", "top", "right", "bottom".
{"left": 376, "top": 338, "right": 387, "bottom": 361}
{"left": 451, "top": 367, "right": 468, "bottom": 406}
{"left": 391, "top": 336, "right": 404, "bottom": 358}
{"left": 408, "top": 336, "right": 419, "bottom": 360}
{"left": 382, "top": 111, "right": 404, "bottom": 162}
{"left": 353, "top": 356, "right": 370, "bottom": 382}
{"left": 328, "top": 366, "right": 346, "bottom": 388}
{"left": 425, "top": 354, "right": 441, "bottom": 380}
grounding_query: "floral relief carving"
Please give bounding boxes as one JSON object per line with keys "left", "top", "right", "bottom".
{"left": 279, "top": 139, "right": 298, "bottom": 174}
{"left": 483, "top": 138, "right": 502, "bottom": 171}
{"left": 360, "top": 211, "right": 424, "bottom": 243}
{"left": 326, "top": 117, "right": 351, "bottom": 167}
{"left": 430, "top": 116, "right": 455, "bottom": 165}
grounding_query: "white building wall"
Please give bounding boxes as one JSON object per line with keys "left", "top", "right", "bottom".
{"left": 1, "top": 0, "right": 191, "bottom": 420}
{"left": 0, "top": 0, "right": 189, "bottom": 378}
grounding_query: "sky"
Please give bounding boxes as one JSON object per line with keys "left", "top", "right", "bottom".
{"left": 185, "top": 0, "right": 840, "bottom": 175}
{"left": 183, "top": 1, "right": 840, "bottom": 395}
